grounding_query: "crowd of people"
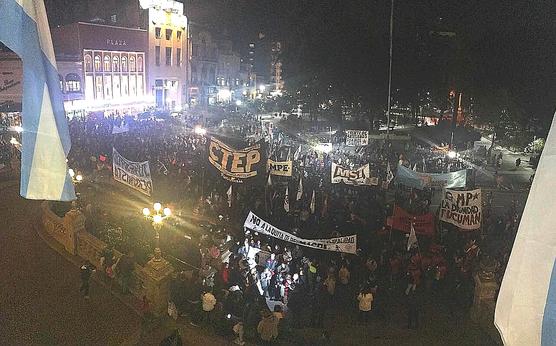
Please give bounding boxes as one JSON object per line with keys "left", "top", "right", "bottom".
{"left": 1, "top": 109, "right": 525, "bottom": 344}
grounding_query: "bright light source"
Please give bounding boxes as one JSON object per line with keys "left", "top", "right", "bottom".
{"left": 314, "top": 143, "right": 332, "bottom": 153}
{"left": 75, "top": 174, "right": 83, "bottom": 182}
{"left": 259, "top": 85, "right": 266, "bottom": 92}
{"left": 217, "top": 89, "right": 232, "bottom": 102}
{"left": 68, "top": 169, "right": 75, "bottom": 178}
{"left": 235, "top": 100, "right": 242, "bottom": 106}
{"left": 447, "top": 151, "right": 457, "bottom": 159}
{"left": 242, "top": 90, "right": 248, "bottom": 96}
{"left": 10, "top": 137, "right": 18, "bottom": 145}
{"left": 153, "top": 214, "right": 163, "bottom": 223}
{"left": 163, "top": 207, "right": 171, "bottom": 216}
{"left": 194, "top": 126, "right": 207, "bottom": 136}
{"left": 153, "top": 202, "right": 162, "bottom": 212}
{"left": 10, "top": 126, "right": 23, "bottom": 133}
{"left": 142, "top": 207, "right": 151, "bottom": 216}
{"left": 174, "top": 105, "right": 182, "bottom": 112}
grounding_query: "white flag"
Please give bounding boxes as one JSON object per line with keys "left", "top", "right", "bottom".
{"left": 412, "top": 163, "right": 417, "bottom": 171}
{"left": 284, "top": 187, "right": 289, "bottom": 212}
{"left": 267, "top": 173, "right": 272, "bottom": 186}
{"left": 407, "top": 222, "right": 418, "bottom": 251}
{"left": 293, "top": 145, "right": 301, "bottom": 160}
{"left": 386, "top": 163, "right": 394, "bottom": 185}
{"left": 287, "top": 148, "right": 292, "bottom": 161}
{"left": 296, "top": 176, "right": 303, "bottom": 201}
{"left": 422, "top": 157, "right": 427, "bottom": 173}
{"left": 227, "top": 184, "right": 232, "bottom": 208}
{"left": 310, "top": 190, "right": 316, "bottom": 214}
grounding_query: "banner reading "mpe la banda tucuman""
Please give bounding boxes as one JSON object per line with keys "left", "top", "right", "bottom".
{"left": 244, "top": 211, "right": 357, "bottom": 254}
{"left": 439, "top": 189, "right": 482, "bottom": 230}
{"left": 208, "top": 137, "right": 265, "bottom": 183}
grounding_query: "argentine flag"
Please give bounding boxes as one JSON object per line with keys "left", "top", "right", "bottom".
{"left": 0, "top": 0, "right": 75, "bottom": 201}
{"left": 495, "top": 111, "right": 556, "bottom": 345}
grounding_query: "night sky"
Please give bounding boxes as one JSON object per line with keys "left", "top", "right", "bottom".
{"left": 45, "top": 0, "right": 556, "bottom": 130}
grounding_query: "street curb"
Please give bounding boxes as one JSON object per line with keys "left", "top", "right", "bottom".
{"left": 34, "top": 217, "right": 146, "bottom": 319}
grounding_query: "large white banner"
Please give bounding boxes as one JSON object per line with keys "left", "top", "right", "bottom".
{"left": 346, "top": 130, "right": 369, "bottom": 146}
{"left": 112, "top": 148, "right": 153, "bottom": 196}
{"left": 331, "top": 162, "right": 378, "bottom": 186}
{"left": 244, "top": 211, "right": 357, "bottom": 254}
{"left": 439, "top": 189, "right": 481, "bottom": 230}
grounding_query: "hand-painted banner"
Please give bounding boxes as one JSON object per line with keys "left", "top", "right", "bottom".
{"left": 112, "top": 148, "right": 152, "bottom": 196}
{"left": 244, "top": 211, "right": 357, "bottom": 254}
{"left": 439, "top": 189, "right": 482, "bottom": 230}
{"left": 208, "top": 137, "right": 264, "bottom": 183}
{"left": 387, "top": 205, "right": 435, "bottom": 236}
{"left": 396, "top": 164, "right": 467, "bottom": 189}
{"left": 331, "top": 162, "right": 378, "bottom": 186}
{"left": 346, "top": 130, "right": 369, "bottom": 146}
{"left": 267, "top": 159, "right": 292, "bottom": 177}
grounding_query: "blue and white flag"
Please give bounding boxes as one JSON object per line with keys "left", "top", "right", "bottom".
{"left": 396, "top": 164, "right": 466, "bottom": 190}
{"left": 495, "top": 112, "right": 556, "bottom": 346}
{"left": 0, "top": 0, "right": 75, "bottom": 201}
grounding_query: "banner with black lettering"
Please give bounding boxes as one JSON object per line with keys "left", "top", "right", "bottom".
{"left": 244, "top": 211, "right": 357, "bottom": 254}
{"left": 331, "top": 162, "right": 378, "bottom": 186}
{"left": 267, "top": 159, "right": 292, "bottom": 177}
{"left": 346, "top": 130, "right": 369, "bottom": 146}
{"left": 439, "top": 189, "right": 482, "bottom": 230}
{"left": 208, "top": 137, "right": 265, "bottom": 183}
{"left": 112, "top": 148, "right": 153, "bottom": 196}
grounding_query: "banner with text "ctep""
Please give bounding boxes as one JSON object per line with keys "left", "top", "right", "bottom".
{"left": 208, "top": 137, "right": 265, "bottom": 183}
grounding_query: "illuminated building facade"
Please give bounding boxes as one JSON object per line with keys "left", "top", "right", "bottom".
{"left": 139, "top": 0, "right": 189, "bottom": 110}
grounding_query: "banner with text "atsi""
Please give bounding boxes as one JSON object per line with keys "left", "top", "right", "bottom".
{"left": 346, "top": 130, "right": 369, "bottom": 146}
{"left": 387, "top": 205, "right": 435, "bottom": 236}
{"left": 331, "top": 162, "right": 379, "bottom": 186}
{"left": 396, "top": 164, "right": 467, "bottom": 189}
{"left": 439, "top": 189, "right": 482, "bottom": 230}
{"left": 244, "top": 211, "right": 357, "bottom": 254}
{"left": 267, "top": 159, "right": 292, "bottom": 177}
{"left": 208, "top": 137, "right": 265, "bottom": 183}
{"left": 112, "top": 148, "right": 153, "bottom": 196}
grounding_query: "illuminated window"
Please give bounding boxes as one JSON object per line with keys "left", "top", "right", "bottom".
{"left": 129, "top": 55, "right": 136, "bottom": 72}
{"left": 121, "top": 55, "right": 128, "bottom": 72}
{"left": 155, "top": 27, "right": 161, "bottom": 39}
{"left": 103, "top": 54, "right": 111, "bottom": 72}
{"left": 84, "top": 54, "right": 92, "bottom": 72}
{"left": 112, "top": 55, "right": 120, "bottom": 72}
{"left": 165, "top": 29, "right": 172, "bottom": 40}
{"left": 94, "top": 55, "right": 102, "bottom": 71}
{"left": 59, "top": 75, "right": 64, "bottom": 92}
{"left": 165, "top": 47, "right": 172, "bottom": 66}
{"left": 155, "top": 46, "right": 160, "bottom": 66}
{"left": 177, "top": 31, "right": 182, "bottom": 41}
{"left": 65, "top": 73, "right": 81, "bottom": 92}
{"left": 137, "top": 56, "right": 144, "bottom": 72}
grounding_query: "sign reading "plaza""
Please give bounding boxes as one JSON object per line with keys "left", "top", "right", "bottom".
{"left": 208, "top": 137, "right": 264, "bottom": 183}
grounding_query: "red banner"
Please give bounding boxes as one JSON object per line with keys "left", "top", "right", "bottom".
{"left": 387, "top": 206, "right": 435, "bottom": 237}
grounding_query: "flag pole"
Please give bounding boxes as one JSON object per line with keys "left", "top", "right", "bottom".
{"left": 386, "top": 0, "right": 395, "bottom": 139}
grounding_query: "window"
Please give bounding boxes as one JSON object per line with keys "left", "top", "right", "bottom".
{"left": 155, "top": 27, "right": 161, "bottom": 39}
{"left": 166, "top": 47, "right": 172, "bottom": 66}
{"left": 65, "top": 73, "right": 81, "bottom": 92}
{"left": 176, "top": 48, "right": 181, "bottom": 66}
{"left": 84, "top": 54, "right": 92, "bottom": 72}
{"left": 177, "top": 31, "right": 182, "bottom": 41}
{"left": 155, "top": 46, "right": 160, "bottom": 66}
{"left": 94, "top": 55, "right": 102, "bottom": 71}
{"left": 112, "top": 55, "right": 120, "bottom": 72}
{"left": 137, "top": 56, "right": 144, "bottom": 72}
{"left": 58, "top": 75, "right": 64, "bottom": 92}
{"left": 129, "top": 55, "right": 136, "bottom": 72}
{"left": 110, "top": 14, "right": 117, "bottom": 23}
{"left": 103, "top": 54, "right": 111, "bottom": 72}
{"left": 165, "top": 29, "right": 172, "bottom": 40}
{"left": 121, "top": 55, "right": 128, "bottom": 72}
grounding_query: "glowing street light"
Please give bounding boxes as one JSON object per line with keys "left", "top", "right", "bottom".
{"left": 194, "top": 126, "right": 207, "bottom": 136}
{"left": 235, "top": 100, "right": 243, "bottom": 106}
{"left": 141, "top": 202, "right": 172, "bottom": 261}
{"left": 75, "top": 174, "right": 83, "bottom": 182}
{"left": 259, "top": 85, "right": 266, "bottom": 92}
{"left": 447, "top": 151, "right": 457, "bottom": 159}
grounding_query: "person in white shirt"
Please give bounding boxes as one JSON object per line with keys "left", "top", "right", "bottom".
{"left": 357, "top": 287, "right": 374, "bottom": 324}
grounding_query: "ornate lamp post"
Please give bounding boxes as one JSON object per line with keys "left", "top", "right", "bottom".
{"left": 142, "top": 202, "right": 171, "bottom": 261}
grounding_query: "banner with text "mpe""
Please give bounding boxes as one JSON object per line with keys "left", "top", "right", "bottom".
{"left": 112, "top": 148, "right": 152, "bottom": 196}
{"left": 208, "top": 137, "right": 265, "bottom": 183}
{"left": 439, "top": 189, "right": 482, "bottom": 230}
{"left": 244, "top": 211, "right": 357, "bottom": 254}
{"left": 267, "top": 159, "right": 292, "bottom": 177}
{"left": 331, "top": 162, "right": 378, "bottom": 186}
{"left": 346, "top": 130, "right": 369, "bottom": 146}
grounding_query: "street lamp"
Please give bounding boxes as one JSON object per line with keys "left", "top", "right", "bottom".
{"left": 194, "top": 125, "right": 207, "bottom": 136}
{"left": 142, "top": 202, "right": 171, "bottom": 261}
{"left": 69, "top": 168, "right": 83, "bottom": 184}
